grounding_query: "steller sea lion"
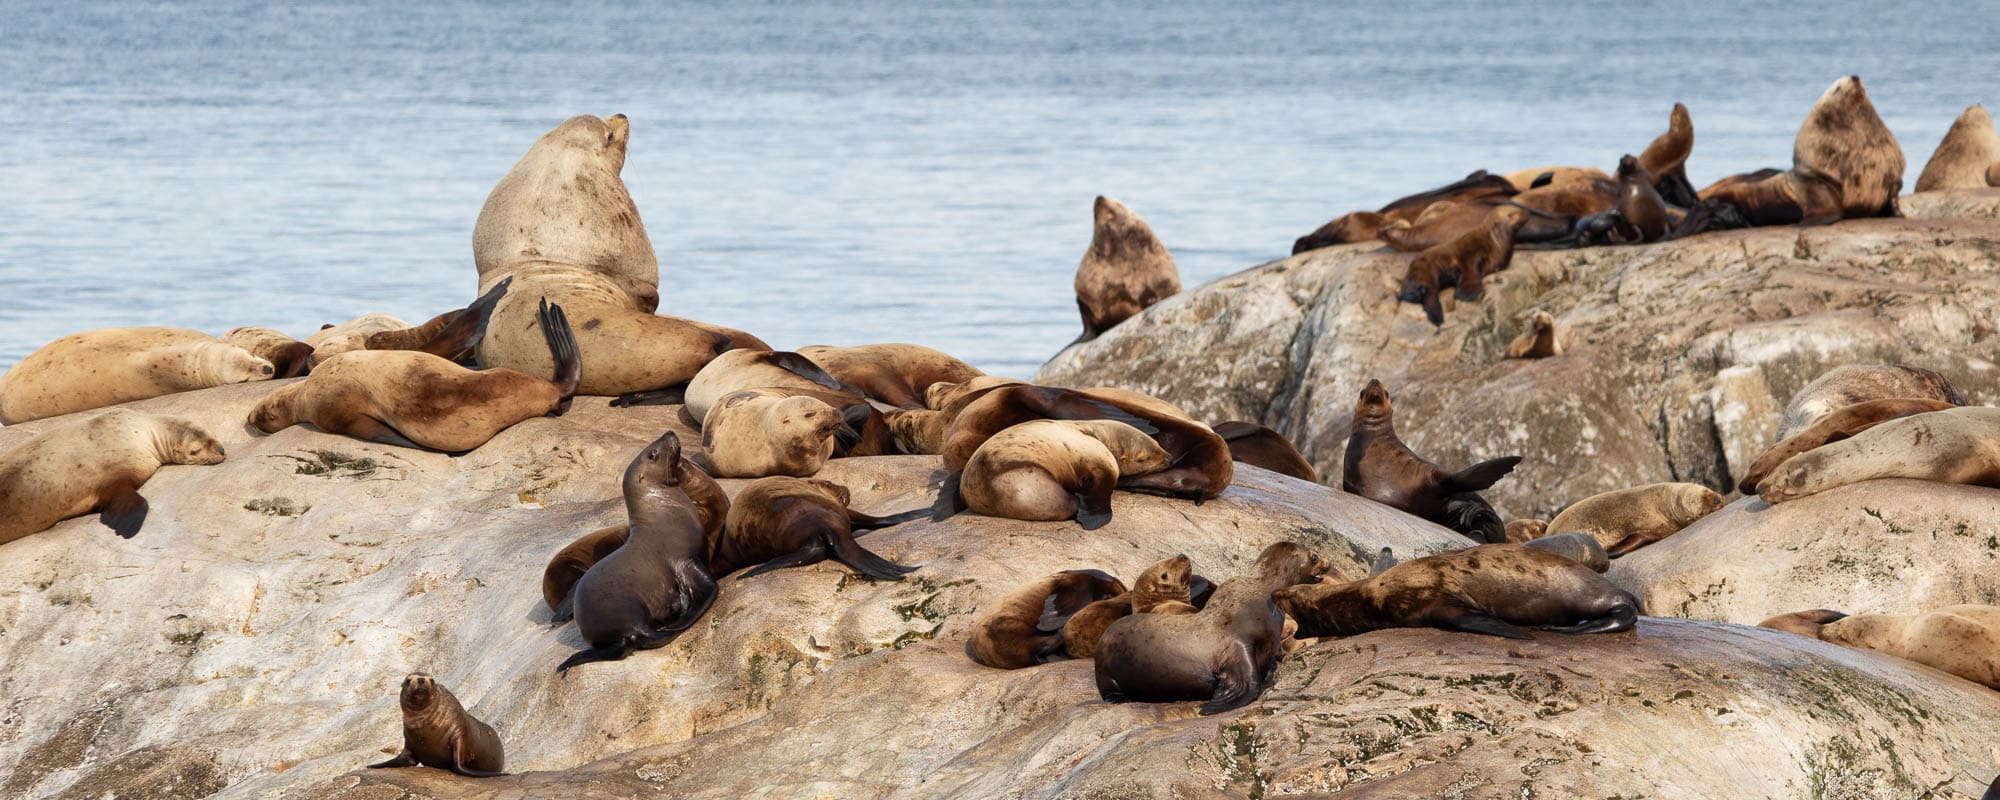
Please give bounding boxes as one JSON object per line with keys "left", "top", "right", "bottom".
{"left": 966, "top": 569, "right": 1128, "bottom": 669}
{"left": 1504, "top": 518, "right": 1548, "bottom": 543}
{"left": 220, "top": 327, "right": 314, "bottom": 379}
{"left": 1637, "top": 102, "right": 1697, "bottom": 206}
{"left": 0, "top": 409, "right": 225, "bottom": 543}
{"left": 1758, "top": 406, "right": 2000, "bottom": 504}
{"left": 1916, "top": 105, "right": 2000, "bottom": 192}
{"left": 1776, "top": 364, "right": 1964, "bottom": 439}
{"left": 947, "top": 419, "right": 1171, "bottom": 530}
{"left": 1990, "top": 162, "right": 2000, "bottom": 187}
{"left": 1504, "top": 310, "right": 1561, "bottom": 359}
{"left": 474, "top": 114, "right": 658, "bottom": 309}
{"left": 1073, "top": 196, "right": 1180, "bottom": 344}
{"left": 307, "top": 313, "right": 412, "bottom": 364}
{"left": 886, "top": 376, "right": 1027, "bottom": 455}
{"left": 1520, "top": 531, "right": 1611, "bottom": 572}
{"left": 355, "top": 279, "right": 513, "bottom": 365}
{"left": 699, "top": 389, "right": 844, "bottom": 478}
{"left": 675, "top": 349, "right": 867, "bottom": 424}
{"left": 1341, "top": 379, "right": 1520, "bottom": 542}
{"left": 559, "top": 430, "right": 717, "bottom": 672}
{"left": 939, "top": 384, "right": 1233, "bottom": 504}
{"left": 1094, "top": 542, "right": 1329, "bottom": 714}
{"left": 250, "top": 299, "right": 580, "bottom": 453}
{"left": 542, "top": 455, "right": 727, "bottom": 624}
{"left": 712, "top": 476, "right": 925, "bottom": 581}
{"left": 1399, "top": 205, "right": 1525, "bottom": 326}
{"left": 1738, "top": 397, "right": 1959, "bottom": 494}
{"left": 1760, "top": 605, "right": 2000, "bottom": 690}
{"left": 797, "top": 343, "right": 984, "bottom": 410}
{"left": 1502, "top": 166, "right": 1611, "bottom": 191}
{"left": 1544, "top": 482, "right": 1723, "bottom": 557}
{"left": 0, "top": 328, "right": 274, "bottom": 424}
{"left": 1680, "top": 76, "right": 1903, "bottom": 235}
{"left": 1212, "top": 421, "right": 1318, "bottom": 483}
{"left": 1060, "top": 554, "right": 1198, "bottom": 659}
{"left": 1276, "top": 543, "right": 1640, "bottom": 640}
{"left": 1292, "top": 171, "right": 1519, "bottom": 254}
{"left": 1379, "top": 198, "right": 1506, "bottom": 253}
{"left": 367, "top": 673, "right": 506, "bottom": 778}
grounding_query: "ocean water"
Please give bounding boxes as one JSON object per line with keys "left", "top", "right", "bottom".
{"left": 4, "top": 1, "right": 1998, "bottom": 378}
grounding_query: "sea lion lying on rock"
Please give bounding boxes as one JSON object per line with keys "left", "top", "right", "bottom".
{"left": 1060, "top": 554, "right": 1200, "bottom": 659}
{"left": 1758, "top": 407, "right": 2000, "bottom": 504}
{"left": 1544, "top": 482, "right": 1722, "bottom": 557}
{"left": 0, "top": 327, "right": 274, "bottom": 423}
{"left": 1276, "top": 543, "right": 1640, "bottom": 640}
{"left": 1760, "top": 605, "right": 2000, "bottom": 689}
{"left": 0, "top": 409, "right": 226, "bottom": 543}
{"left": 966, "top": 569, "right": 1128, "bottom": 669}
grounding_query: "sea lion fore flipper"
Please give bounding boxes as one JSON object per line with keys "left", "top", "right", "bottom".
{"left": 834, "top": 404, "right": 871, "bottom": 453}
{"left": 1603, "top": 534, "right": 1653, "bottom": 558}
{"left": 1435, "top": 604, "right": 1533, "bottom": 640}
{"left": 849, "top": 506, "right": 928, "bottom": 529}
{"left": 824, "top": 528, "right": 915, "bottom": 580}
{"left": 735, "top": 541, "right": 832, "bottom": 581}
{"left": 766, "top": 351, "right": 866, "bottom": 396}
{"left": 1530, "top": 171, "right": 1555, "bottom": 189}
{"left": 338, "top": 416, "right": 431, "bottom": 452}
{"left": 1446, "top": 455, "right": 1522, "bottom": 491}
{"left": 931, "top": 471, "right": 968, "bottom": 522}
{"left": 411, "top": 276, "right": 511, "bottom": 360}
{"left": 611, "top": 386, "right": 687, "bottom": 407}
{"left": 1199, "top": 640, "right": 1261, "bottom": 715}
{"left": 367, "top": 751, "right": 418, "bottom": 769}
{"left": 1540, "top": 602, "right": 1639, "bottom": 635}
{"left": 98, "top": 484, "right": 148, "bottom": 539}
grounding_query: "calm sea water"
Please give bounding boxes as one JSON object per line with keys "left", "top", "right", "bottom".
{"left": 4, "top": 1, "right": 1998, "bottom": 378}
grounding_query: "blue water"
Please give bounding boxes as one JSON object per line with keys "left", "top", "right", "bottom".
{"left": 4, "top": 1, "right": 1998, "bottom": 378}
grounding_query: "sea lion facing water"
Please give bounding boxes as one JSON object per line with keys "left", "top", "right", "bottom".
{"left": 1738, "top": 397, "right": 1959, "bottom": 494}
{"left": 542, "top": 456, "right": 727, "bottom": 624}
{"left": 1775, "top": 364, "right": 1964, "bottom": 439}
{"left": 712, "top": 476, "right": 925, "bottom": 581}
{"left": 1504, "top": 310, "right": 1561, "bottom": 359}
{"left": 1211, "top": 421, "right": 1318, "bottom": 483}
{"left": 1760, "top": 605, "right": 2000, "bottom": 690}
{"left": 1916, "top": 105, "right": 2000, "bottom": 192}
{"left": 1276, "top": 543, "right": 1640, "bottom": 640}
{"left": 798, "top": 343, "right": 984, "bottom": 410}
{"left": 1060, "top": 554, "right": 1198, "bottom": 659}
{"left": 1342, "top": 380, "right": 1520, "bottom": 542}
{"left": 949, "top": 419, "right": 1171, "bottom": 530}
{"left": 0, "top": 328, "right": 274, "bottom": 424}
{"left": 0, "top": 409, "right": 225, "bottom": 543}
{"left": 474, "top": 114, "right": 658, "bottom": 308}
{"left": 1545, "top": 482, "right": 1723, "bottom": 557}
{"left": 367, "top": 673, "right": 506, "bottom": 778}
{"left": 1681, "top": 76, "right": 1902, "bottom": 235}
{"left": 1073, "top": 196, "right": 1181, "bottom": 344}
{"left": 1758, "top": 406, "right": 2000, "bottom": 504}
{"left": 966, "top": 569, "right": 1128, "bottom": 669}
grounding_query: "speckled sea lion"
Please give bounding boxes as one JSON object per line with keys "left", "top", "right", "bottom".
{"left": 0, "top": 409, "right": 225, "bottom": 543}
{"left": 1503, "top": 519, "right": 1548, "bottom": 543}
{"left": 712, "top": 476, "right": 924, "bottom": 581}
{"left": 676, "top": 349, "right": 866, "bottom": 424}
{"left": 1759, "top": 406, "right": 2000, "bottom": 504}
{"left": 1400, "top": 205, "right": 1525, "bottom": 325}
{"left": 949, "top": 419, "right": 1171, "bottom": 529}
{"left": 1757, "top": 608, "right": 1850, "bottom": 638}
{"left": 1520, "top": 532, "right": 1611, "bottom": 572}
{"left": 474, "top": 114, "right": 658, "bottom": 308}
{"left": 220, "top": 327, "right": 314, "bottom": 379}
{"left": 1682, "top": 76, "right": 1902, "bottom": 234}
{"left": 1544, "top": 482, "right": 1722, "bottom": 557}
{"left": 1276, "top": 543, "right": 1640, "bottom": 640}
{"left": 887, "top": 376, "right": 1027, "bottom": 454}
{"left": 0, "top": 328, "right": 274, "bottom": 424}
{"left": 1739, "top": 397, "right": 1958, "bottom": 494}
{"left": 367, "top": 673, "right": 506, "bottom": 778}
{"left": 1292, "top": 171, "right": 1517, "bottom": 253}
{"left": 1776, "top": 364, "right": 1964, "bottom": 439}
{"left": 700, "top": 389, "right": 843, "bottom": 478}
{"left": 1760, "top": 605, "right": 2000, "bottom": 690}
{"left": 1342, "top": 379, "right": 1520, "bottom": 542}
{"left": 1095, "top": 542, "right": 1329, "bottom": 714}
{"left": 1073, "top": 196, "right": 1181, "bottom": 344}
{"left": 1916, "top": 105, "right": 2000, "bottom": 192}
{"left": 797, "top": 343, "right": 984, "bottom": 409}
{"left": 966, "top": 569, "right": 1128, "bottom": 669}
{"left": 1504, "top": 310, "right": 1561, "bottom": 359}
{"left": 1212, "top": 421, "right": 1318, "bottom": 483}
{"left": 1637, "top": 102, "right": 1697, "bottom": 206}
{"left": 249, "top": 299, "right": 580, "bottom": 453}
{"left": 1060, "top": 554, "right": 1198, "bottom": 659}
{"left": 542, "top": 456, "right": 727, "bottom": 624}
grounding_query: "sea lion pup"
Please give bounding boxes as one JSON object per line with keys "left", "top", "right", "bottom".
{"left": 1610, "top": 154, "right": 1672, "bottom": 242}
{"left": 307, "top": 313, "right": 412, "bottom": 363}
{"left": 249, "top": 299, "right": 581, "bottom": 453}
{"left": 1637, "top": 102, "right": 1698, "bottom": 206}
{"left": 474, "top": 113, "right": 658, "bottom": 308}
{"left": 542, "top": 457, "right": 727, "bottom": 624}
{"left": 938, "top": 385, "right": 1233, "bottom": 503}
{"left": 560, "top": 430, "right": 716, "bottom": 672}
{"left": 1278, "top": 543, "right": 1640, "bottom": 641}
{"left": 1341, "top": 379, "right": 1521, "bottom": 542}
{"left": 887, "top": 376, "right": 1027, "bottom": 454}
{"left": 367, "top": 673, "right": 506, "bottom": 778}
{"left": 797, "top": 343, "right": 984, "bottom": 409}
{"left": 948, "top": 419, "right": 1171, "bottom": 530}
{"left": 966, "top": 570, "right": 1128, "bottom": 669}
{"left": 1095, "top": 542, "right": 1329, "bottom": 714}
{"left": 1738, "top": 397, "right": 1959, "bottom": 494}
{"left": 220, "top": 327, "right": 314, "bottom": 379}
{"left": 1072, "top": 195, "right": 1181, "bottom": 344}
{"left": 1399, "top": 205, "right": 1526, "bottom": 326}
{"left": 712, "top": 477, "right": 926, "bottom": 581}
{"left": 0, "top": 328, "right": 274, "bottom": 424}
{"left": 0, "top": 409, "right": 225, "bottom": 543}
{"left": 700, "top": 389, "right": 844, "bottom": 478}
{"left": 1291, "top": 171, "right": 1517, "bottom": 253}
{"left": 1211, "top": 421, "right": 1318, "bottom": 483}
{"left": 1061, "top": 554, "right": 1198, "bottom": 659}
{"left": 1544, "top": 482, "right": 1723, "bottom": 557}
{"left": 1504, "top": 310, "right": 1561, "bottom": 359}
{"left": 1916, "top": 105, "right": 2000, "bottom": 192}
{"left": 1776, "top": 364, "right": 1964, "bottom": 439}
{"left": 1761, "top": 605, "right": 2000, "bottom": 690}
{"left": 1758, "top": 406, "right": 2000, "bottom": 504}
{"left": 1521, "top": 532, "right": 1611, "bottom": 573}
{"left": 1504, "top": 518, "right": 1547, "bottom": 543}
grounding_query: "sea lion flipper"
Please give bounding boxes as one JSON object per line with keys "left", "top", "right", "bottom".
{"left": 1188, "top": 575, "right": 1216, "bottom": 609}
{"left": 1435, "top": 605, "right": 1533, "bottom": 640}
{"left": 825, "top": 530, "right": 916, "bottom": 581}
{"left": 98, "top": 487, "right": 149, "bottom": 539}
{"left": 833, "top": 404, "right": 871, "bottom": 453}
{"left": 1603, "top": 534, "right": 1653, "bottom": 559}
{"left": 367, "top": 750, "right": 418, "bottom": 769}
{"left": 1198, "top": 642, "right": 1261, "bottom": 716}
{"left": 1016, "top": 387, "right": 1159, "bottom": 436}
{"left": 849, "top": 506, "right": 929, "bottom": 530}
{"left": 549, "top": 590, "right": 576, "bottom": 626}
{"left": 556, "top": 641, "right": 631, "bottom": 673}
{"left": 931, "top": 471, "right": 967, "bottom": 522}
{"left": 1529, "top": 171, "right": 1555, "bottom": 189}
{"left": 411, "top": 276, "right": 511, "bottom": 360}
{"left": 765, "top": 351, "right": 867, "bottom": 397}
{"left": 536, "top": 298, "right": 582, "bottom": 410}
{"left": 1540, "top": 602, "right": 1639, "bottom": 635}
{"left": 344, "top": 416, "right": 431, "bottom": 452}
{"left": 611, "top": 386, "right": 688, "bottom": 408}
{"left": 1367, "top": 547, "right": 1398, "bottom": 577}
{"left": 450, "top": 749, "right": 508, "bottom": 779}
{"left": 1446, "top": 456, "right": 1522, "bottom": 492}
{"left": 735, "top": 541, "right": 831, "bottom": 581}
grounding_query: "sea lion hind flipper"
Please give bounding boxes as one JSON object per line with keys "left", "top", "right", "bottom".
{"left": 1435, "top": 605, "right": 1533, "bottom": 640}
{"left": 367, "top": 750, "right": 418, "bottom": 769}
{"left": 536, "top": 298, "right": 582, "bottom": 409}
{"left": 825, "top": 531, "right": 915, "bottom": 581}
{"left": 1016, "top": 387, "right": 1159, "bottom": 436}
{"left": 1540, "top": 602, "right": 1639, "bottom": 635}
{"left": 411, "top": 276, "right": 511, "bottom": 360}
{"left": 833, "top": 404, "right": 871, "bottom": 453}
{"left": 556, "top": 642, "right": 632, "bottom": 673}
{"left": 1198, "top": 641, "right": 1262, "bottom": 715}
{"left": 849, "top": 506, "right": 929, "bottom": 529}
{"left": 1442, "top": 494, "right": 1507, "bottom": 543}
{"left": 1603, "top": 534, "right": 1654, "bottom": 558}
{"left": 1445, "top": 455, "right": 1522, "bottom": 491}
{"left": 931, "top": 471, "right": 968, "bottom": 522}
{"left": 736, "top": 542, "right": 831, "bottom": 581}
{"left": 611, "top": 386, "right": 687, "bottom": 407}
{"left": 450, "top": 751, "right": 509, "bottom": 779}
{"left": 98, "top": 487, "right": 149, "bottom": 539}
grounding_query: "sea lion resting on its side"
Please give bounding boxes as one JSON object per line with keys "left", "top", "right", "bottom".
{"left": 1738, "top": 397, "right": 1958, "bottom": 494}
{"left": 0, "top": 409, "right": 226, "bottom": 543}
{"left": 966, "top": 570, "right": 1128, "bottom": 669}
{"left": 1757, "top": 407, "right": 2000, "bottom": 504}
{"left": 1760, "top": 605, "right": 2000, "bottom": 689}
{"left": 0, "top": 327, "right": 274, "bottom": 424}
{"left": 1060, "top": 554, "right": 1200, "bottom": 659}
{"left": 711, "top": 476, "right": 925, "bottom": 581}
{"left": 1276, "top": 543, "right": 1640, "bottom": 640}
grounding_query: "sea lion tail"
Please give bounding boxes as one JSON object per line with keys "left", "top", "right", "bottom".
{"left": 537, "top": 297, "right": 582, "bottom": 411}
{"left": 1446, "top": 456, "right": 1522, "bottom": 492}
{"left": 931, "top": 471, "right": 968, "bottom": 522}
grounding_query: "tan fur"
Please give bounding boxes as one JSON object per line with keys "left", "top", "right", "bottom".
{"left": 1776, "top": 364, "right": 1963, "bottom": 439}
{"left": 473, "top": 114, "right": 658, "bottom": 308}
{"left": 1074, "top": 196, "right": 1180, "bottom": 341}
{"left": 1916, "top": 105, "right": 2000, "bottom": 192}
{"left": 888, "top": 376, "right": 1027, "bottom": 454}
{"left": 1740, "top": 398, "right": 1958, "bottom": 494}
{"left": 247, "top": 350, "right": 563, "bottom": 452}
{"left": 0, "top": 328, "right": 274, "bottom": 423}
{"left": 685, "top": 349, "right": 835, "bottom": 423}
{"left": 1502, "top": 166, "right": 1610, "bottom": 191}
{"left": 1061, "top": 555, "right": 1196, "bottom": 659}
{"left": 1276, "top": 544, "right": 1638, "bottom": 638}
{"left": 1792, "top": 76, "right": 1905, "bottom": 218}
{"left": 1380, "top": 199, "right": 1499, "bottom": 252}
{"left": 220, "top": 327, "right": 313, "bottom": 376}
{"left": 1760, "top": 407, "right": 2000, "bottom": 503}
{"left": 1504, "top": 310, "right": 1561, "bottom": 359}
{"left": 1637, "top": 103, "right": 1694, "bottom": 182}
{"left": 1821, "top": 606, "right": 2000, "bottom": 689}
{"left": 1757, "top": 608, "right": 1849, "bottom": 638}
{"left": 967, "top": 571, "right": 1127, "bottom": 669}
{"left": 476, "top": 267, "right": 748, "bottom": 396}
{"left": 1511, "top": 178, "right": 1619, "bottom": 217}
{"left": 700, "top": 389, "right": 841, "bottom": 478}
{"left": 1545, "top": 482, "right": 1721, "bottom": 557}
{"left": 961, "top": 420, "right": 1169, "bottom": 523}
{"left": 1520, "top": 532, "right": 1611, "bottom": 573}
{"left": 1503, "top": 519, "right": 1547, "bottom": 543}
{"left": 797, "top": 343, "right": 982, "bottom": 409}
{"left": 307, "top": 314, "right": 410, "bottom": 362}
{"left": 375, "top": 673, "right": 505, "bottom": 775}
{"left": 0, "top": 409, "right": 225, "bottom": 544}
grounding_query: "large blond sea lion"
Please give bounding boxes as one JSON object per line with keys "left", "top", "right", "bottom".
{"left": 367, "top": 673, "right": 506, "bottom": 778}
{"left": 1276, "top": 543, "right": 1640, "bottom": 640}
{"left": 1776, "top": 364, "right": 1963, "bottom": 439}
{"left": 1685, "top": 76, "right": 1902, "bottom": 234}
{"left": 0, "top": 409, "right": 225, "bottom": 543}
{"left": 939, "top": 385, "right": 1233, "bottom": 504}
{"left": 1544, "top": 482, "right": 1723, "bottom": 557}
{"left": 1758, "top": 406, "right": 2000, "bottom": 503}
{"left": 1739, "top": 397, "right": 1959, "bottom": 494}
{"left": 1072, "top": 196, "right": 1180, "bottom": 344}
{"left": 474, "top": 114, "right": 658, "bottom": 307}
{"left": 1916, "top": 105, "right": 2000, "bottom": 192}
{"left": 0, "top": 328, "right": 274, "bottom": 424}
{"left": 949, "top": 419, "right": 1170, "bottom": 530}
{"left": 1760, "top": 605, "right": 2000, "bottom": 690}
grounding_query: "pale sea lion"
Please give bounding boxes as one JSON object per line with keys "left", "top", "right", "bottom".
{"left": 473, "top": 113, "right": 658, "bottom": 308}
{"left": 1211, "top": 421, "right": 1318, "bottom": 483}
{"left": 1504, "top": 310, "right": 1561, "bottom": 359}
{"left": 966, "top": 569, "right": 1127, "bottom": 669}
{"left": 1739, "top": 397, "right": 1958, "bottom": 494}
{"left": 1759, "top": 406, "right": 2000, "bottom": 504}
{"left": 0, "top": 409, "right": 225, "bottom": 543}
{"left": 1544, "top": 482, "right": 1723, "bottom": 557}
{"left": 699, "top": 389, "right": 843, "bottom": 478}
{"left": 1682, "top": 76, "right": 1902, "bottom": 233}
{"left": 1400, "top": 205, "right": 1525, "bottom": 326}
{"left": 477, "top": 265, "right": 754, "bottom": 398}
{"left": 1502, "top": 166, "right": 1610, "bottom": 191}
{"left": 1276, "top": 543, "right": 1640, "bottom": 640}
{"left": 542, "top": 455, "right": 727, "bottom": 624}
{"left": 797, "top": 343, "right": 983, "bottom": 409}
{"left": 307, "top": 313, "right": 411, "bottom": 363}
{"left": 1503, "top": 519, "right": 1548, "bottom": 543}
{"left": 887, "top": 376, "right": 1027, "bottom": 455}
{"left": 1095, "top": 542, "right": 1329, "bottom": 714}
{"left": 1776, "top": 364, "right": 1963, "bottom": 439}
{"left": 1073, "top": 196, "right": 1180, "bottom": 344}
{"left": 678, "top": 349, "right": 868, "bottom": 425}
{"left": 0, "top": 328, "right": 274, "bottom": 424}
{"left": 220, "top": 327, "right": 314, "bottom": 379}
{"left": 1520, "top": 532, "right": 1611, "bottom": 572}
{"left": 1342, "top": 379, "right": 1520, "bottom": 542}
{"left": 367, "top": 673, "right": 506, "bottom": 778}
{"left": 950, "top": 419, "right": 1171, "bottom": 530}
{"left": 1760, "top": 605, "right": 2000, "bottom": 690}
{"left": 940, "top": 385, "right": 1233, "bottom": 503}
{"left": 1061, "top": 554, "right": 1197, "bottom": 659}
{"left": 712, "top": 476, "right": 925, "bottom": 581}
{"left": 1915, "top": 105, "right": 2000, "bottom": 192}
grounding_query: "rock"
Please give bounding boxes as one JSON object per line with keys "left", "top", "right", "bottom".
{"left": 1039, "top": 208, "right": 2000, "bottom": 518}
{"left": 1610, "top": 479, "right": 2000, "bottom": 624}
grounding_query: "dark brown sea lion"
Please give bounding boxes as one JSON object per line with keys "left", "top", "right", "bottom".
{"left": 1292, "top": 171, "right": 1517, "bottom": 254}
{"left": 938, "top": 384, "right": 1233, "bottom": 504}
{"left": 367, "top": 673, "right": 506, "bottom": 778}
{"left": 1775, "top": 364, "right": 1964, "bottom": 439}
{"left": 1061, "top": 554, "right": 1198, "bottom": 659}
{"left": 542, "top": 457, "right": 727, "bottom": 624}
{"left": 558, "top": 430, "right": 717, "bottom": 672}
{"left": 1212, "top": 421, "right": 1318, "bottom": 483}
{"left": 0, "top": 409, "right": 226, "bottom": 543}
{"left": 966, "top": 570, "right": 1128, "bottom": 669}
{"left": 1545, "top": 482, "right": 1723, "bottom": 558}
{"left": 220, "top": 327, "right": 315, "bottom": 379}
{"left": 1504, "top": 310, "right": 1561, "bottom": 359}
{"left": 1291, "top": 211, "right": 1387, "bottom": 253}
{"left": 1275, "top": 543, "right": 1640, "bottom": 640}
{"left": 887, "top": 376, "right": 1027, "bottom": 454}
{"left": 798, "top": 343, "right": 983, "bottom": 409}
{"left": 1612, "top": 154, "right": 1672, "bottom": 242}
{"left": 1379, "top": 198, "right": 1504, "bottom": 253}
{"left": 1341, "top": 380, "right": 1520, "bottom": 542}
{"left": 1073, "top": 196, "right": 1180, "bottom": 344}
{"left": 1399, "top": 206, "right": 1526, "bottom": 325}
{"left": 1738, "top": 397, "right": 1958, "bottom": 494}
{"left": 1638, "top": 102, "right": 1697, "bottom": 206}
{"left": 712, "top": 476, "right": 925, "bottom": 581}
{"left": 1094, "top": 542, "right": 1329, "bottom": 714}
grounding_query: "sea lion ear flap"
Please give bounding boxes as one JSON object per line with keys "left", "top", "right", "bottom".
{"left": 1530, "top": 171, "right": 1556, "bottom": 189}
{"left": 1446, "top": 456, "right": 1522, "bottom": 492}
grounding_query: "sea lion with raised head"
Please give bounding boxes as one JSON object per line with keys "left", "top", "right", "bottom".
{"left": 220, "top": 327, "right": 314, "bottom": 379}
{"left": 1520, "top": 532, "right": 1611, "bottom": 572}
{"left": 1061, "top": 554, "right": 1198, "bottom": 659}
{"left": 1916, "top": 105, "right": 2000, "bottom": 192}
{"left": 1544, "top": 482, "right": 1723, "bottom": 557}
{"left": 1760, "top": 605, "right": 2000, "bottom": 690}
{"left": 367, "top": 673, "right": 506, "bottom": 778}
{"left": 542, "top": 456, "right": 727, "bottom": 624}
{"left": 1504, "top": 310, "right": 1561, "bottom": 359}
{"left": 1073, "top": 196, "right": 1181, "bottom": 344}
{"left": 1739, "top": 397, "right": 1959, "bottom": 494}
{"left": 1276, "top": 543, "right": 1640, "bottom": 640}
{"left": 1776, "top": 364, "right": 1963, "bottom": 439}
{"left": 948, "top": 419, "right": 1171, "bottom": 530}
{"left": 699, "top": 389, "right": 845, "bottom": 478}
{"left": 1212, "top": 421, "right": 1318, "bottom": 483}
{"left": 712, "top": 476, "right": 925, "bottom": 581}
{"left": 1094, "top": 542, "right": 1329, "bottom": 714}
{"left": 1342, "top": 379, "right": 1520, "bottom": 541}
{"left": 1399, "top": 205, "right": 1526, "bottom": 326}
{"left": 938, "top": 385, "right": 1233, "bottom": 504}
{"left": 0, "top": 328, "right": 274, "bottom": 424}
{"left": 966, "top": 569, "right": 1128, "bottom": 669}
{"left": 1758, "top": 406, "right": 2000, "bottom": 504}
{"left": 797, "top": 343, "right": 984, "bottom": 409}
{"left": 0, "top": 409, "right": 225, "bottom": 543}
{"left": 1637, "top": 102, "right": 1697, "bottom": 206}
{"left": 1680, "top": 76, "right": 1903, "bottom": 235}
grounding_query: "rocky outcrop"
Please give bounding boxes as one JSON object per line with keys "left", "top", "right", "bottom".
{"left": 1039, "top": 200, "right": 2000, "bottom": 519}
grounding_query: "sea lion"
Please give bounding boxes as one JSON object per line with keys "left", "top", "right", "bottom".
{"left": 1379, "top": 198, "right": 1504, "bottom": 253}
{"left": 1504, "top": 519, "right": 1547, "bottom": 543}
{"left": 1061, "top": 554, "right": 1198, "bottom": 659}
{"left": 1341, "top": 379, "right": 1520, "bottom": 542}
{"left": 1276, "top": 543, "right": 1640, "bottom": 640}
{"left": 1760, "top": 605, "right": 2000, "bottom": 690}
{"left": 307, "top": 313, "right": 411, "bottom": 363}
{"left": 541, "top": 455, "right": 727, "bottom": 624}
{"left": 1520, "top": 532, "right": 1611, "bottom": 573}
{"left": 1637, "top": 102, "right": 1697, "bottom": 206}
{"left": 1738, "top": 397, "right": 1959, "bottom": 494}
{"left": 249, "top": 299, "right": 581, "bottom": 453}
{"left": 1502, "top": 166, "right": 1610, "bottom": 191}
{"left": 797, "top": 343, "right": 983, "bottom": 409}
{"left": 966, "top": 569, "right": 1127, "bottom": 669}
{"left": 220, "top": 327, "right": 314, "bottom": 379}
{"left": 949, "top": 419, "right": 1171, "bottom": 529}
{"left": 887, "top": 376, "right": 1027, "bottom": 454}
{"left": 677, "top": 349, "right": 868, "bottom": 424}
{"left": 1399, "top": 205, "right": 1525, "bottom": 325}
{"left": 1073, "top": 196, "right": 1181, "bottom": 344}
{"left": 559, "top": 430, "right": 717, "bottom": 671}
{"left": 1758, "top": 406, "right": 2000, "bottom": 504}
{"left": 711, "top": 476, "right": 925, "bottom": 581}
{"left": 1776, "top": 364, "right": 1963, "bottom": 439}
{"left": 1677, "top": 168, "right": 1837, "bottom": 234}
{"left": 1094, "top": 542, "right": 1329, "bottom": 714}
{"left": 1291, "top": 211, "right": 1386, "bottom": 254}
{"left": 1795, "top": 75, "right": 1905, "bottom": 219}
{"left": 0, "top": 328, "right": 274, "bottom": 424}
{"left": 1611, "top": 154, "right": 1672, "bottom": 243}
{"left": 473, "top": 113, "right": 658, "bottom": 308}
{"left": 1544, "top": 482, "right": 1723, "bottom": 557}
{"left": 0, "top": 409, "right": 225, "bottom": 543}
{"left": 367, "top": 673, "right": 506, "bottom": 778}
{"left": 700, "top": 389, "right": 843, "bottom": 478}
{"left": 1990, "top": 163, "right": 2000, "bottom": 187}
{"left": 1292, "top": 171, "right": 1518, "bottom": 253}
{"left": 939, "top": 385, "right": 1233, "bottom": 502}
{"left": 1212, "top": 421, "right": 1318, "bottom": 483}
{"left": 1915, "top": 105, "right": 2000, "bottom": 192}
{"left": 1504, "top": 310, "right": 1561, "bottom": 359}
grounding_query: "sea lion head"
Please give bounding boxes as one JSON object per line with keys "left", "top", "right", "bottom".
{"left": 770, "top": 396, "right": 843, "bottom": 460}
{"left": 923, "top": 381, "right": 963, "bottom": 410}
{"left": 1397, "top": 257, "right": 1444, "bottom": 326}
{"left": 548, "top": 113, "right": 631, "bottom": 174}
{"left": 1615, "top": 154, "right": 1650, "bottom": 184}
{"left": 805, "top": 478, "right": 852, "bottom": 506}
{"left": 1676, "top": 485, "right": 1726, "bottom": 520}
{"left": 399, "top": 672, "right": 439, "bottom": 713}
{"left": 197, "top": 342, "right": 275, "bottom": 386}
{"left": 155, "top": 416, "right": 227, "bottom": 465}
{"left": 1353, "top": 379, "right": 1394, "bottom": 428}
{"left": 1254, "top": 541, "right": 1330, "bottom": 587}
{"left": 1529, "top": 310, "right": 1554, "bottom": 334}
{"left": 1132, "top": 554, "right": 1194, "bottom": 606}
{"left": 1090, "top": 195, "right": 1165, "bottom": 262}
{"left": 246, "top": 389, "right": 299, "bottom": 435}
{"left": 628, "top": 429, "right": 685, "bottom": 490}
